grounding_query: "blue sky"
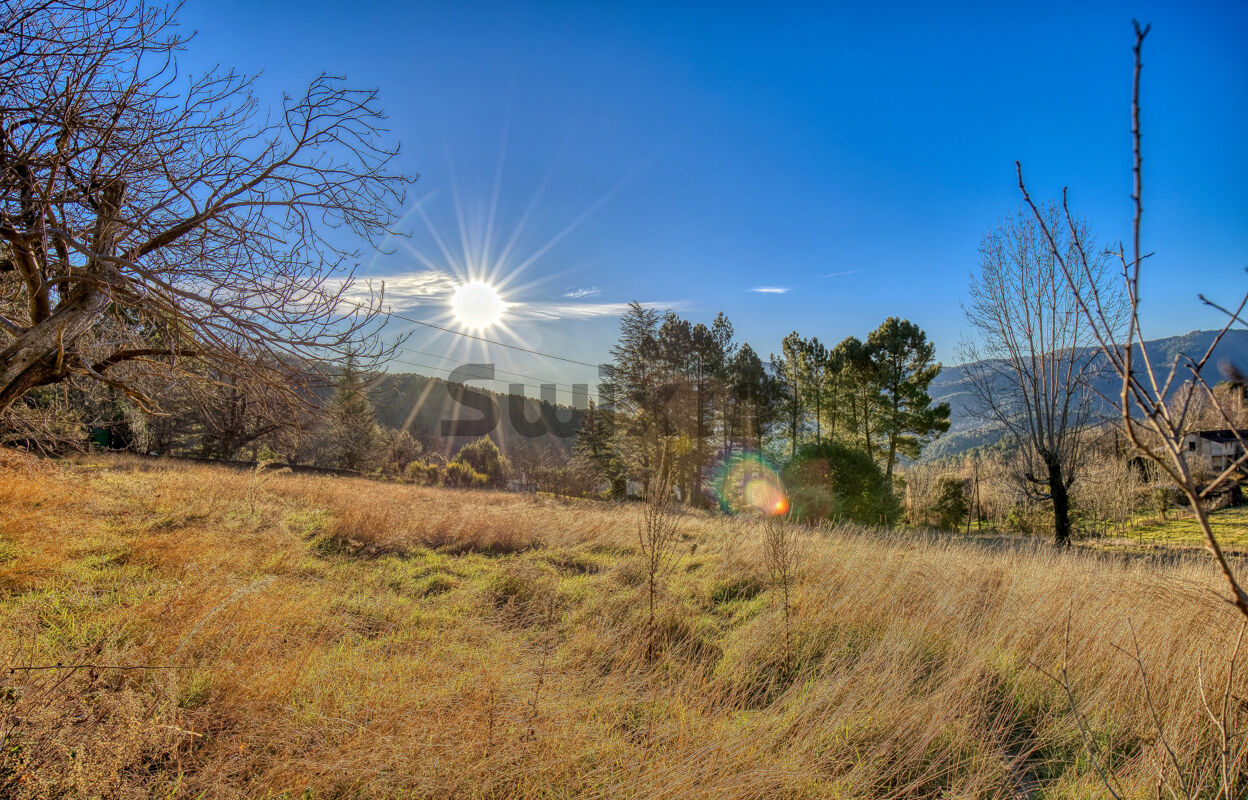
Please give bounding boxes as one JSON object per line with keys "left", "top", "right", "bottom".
{"left": 178, "top": 0, "right": 1247, "bottom": 395}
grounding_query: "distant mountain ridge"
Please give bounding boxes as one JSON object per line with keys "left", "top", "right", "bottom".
{"left": 369, "top": 372, "right": 582, "bottom": 462}
{"left": 923, "top": 329, "right": 1248, "bottom": 461}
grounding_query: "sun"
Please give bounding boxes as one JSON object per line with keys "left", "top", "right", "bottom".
{"left": 449, "top": 280, "right": 507, "bottom": 330}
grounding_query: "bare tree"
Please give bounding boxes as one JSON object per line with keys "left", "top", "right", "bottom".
{"left": 168, "top": 347, "right": 319, "bottom": 460}
{"left": 0, "top": 1, "right": 412, "bottom": 423}
{"left": 960, "top": 204, "right": 1124, "bottom": 546}
{"left": 1019, "top": 22, "right": 1248, "bottom": 798}
{"left": 762, "top": 514, "right": 800, "bottom": 662}
{"left": 1019, "top": 22, "right": 1248, "bottom": 611}
{"left": 638, "top": 454, "right": 679, "bottom": 661}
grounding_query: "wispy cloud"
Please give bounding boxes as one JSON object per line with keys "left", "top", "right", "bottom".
{"left": 331, "top": 271, "right": 682, "bottom": 322}
{"left": 823, "top": 270, "right": 860, "bottom": 278}
{"left": 749, "top": 286, "right": 790, "bottom": 294}
{"left": 332, "top": 270, "right": 459, "bottom": 310}
{"left": 514, "top": 300, "right": 687, "bottom": 321}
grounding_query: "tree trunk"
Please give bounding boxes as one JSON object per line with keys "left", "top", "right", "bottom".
{"left": 0, "top": 287, "right": 108, "bottom": 414}
{"left": 862, "top": 389, "right": 874, "bottom": 461}
{"left": 694, "top": 372, "right": 706, "bottom": 507}
{"left": 0, "top": 358, "right": 60, "bottom": 415}
{"left": 0, "top": 180, "right": 123, "bottom": 417}
{"left": 790, "top": 405, "right": 798, "bottom": 459}
{"left": 814, "top": 389, "right": 821, "bottom": 445}
{"left": 885, "top": 390, "right": 900, "bottom": 480}
{"left": 1046, "top": 453, "right": 1073, "bottom": 547}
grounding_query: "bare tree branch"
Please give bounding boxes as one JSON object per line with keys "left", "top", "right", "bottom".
{"left": 0, "top": 0, "right": 415, "bottom": 427}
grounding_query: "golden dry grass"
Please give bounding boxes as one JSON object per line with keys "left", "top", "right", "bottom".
{"left": 1, "top": 452, "right": 1244, "bottom": 798}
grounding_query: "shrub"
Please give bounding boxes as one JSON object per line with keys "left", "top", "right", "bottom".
{"left": 380, "top": 428, "right": 423, "bottom": 475}
{"left": 451, "top": 437, "right": 510, "bottom": 487}
{"left": 1003, "top": 503, "right": 1051, "bottom": 534}
{"left": 443, "top": 460, "right": 488, "bottom": 489}
{"left": 929, "top": 474, "right": 969, "bottom": 530}
{"left": 782, "top": 441, "right": 898, "bottom": 526}
{"left": 404, "top": 460, "right": 442, "bottom": 486}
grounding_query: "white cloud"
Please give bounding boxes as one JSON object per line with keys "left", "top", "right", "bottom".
{"left": 330, "top": 271, "right": 684, "bottom": 322}
{"left": 331, "top": 270, "right": 459, "bottom": 310}
{"left": 513, "top": 300, "right": 687, "bottom": 321}
{"left": 749, "top": 286, "right": 790, "bottom": 294}
{"left": 823, "top": 270, "right": 860, "bottom": 278}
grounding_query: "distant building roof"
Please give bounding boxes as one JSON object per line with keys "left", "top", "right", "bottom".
{"left": 1193, "top": 429, "right": 1248, "bottom": 443}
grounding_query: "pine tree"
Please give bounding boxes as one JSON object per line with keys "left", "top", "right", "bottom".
{"left": 799, "top": 337, "right": 829, "bottom": 446}
{"left": 835, "top": 336, "right": 881, "bottom": 461}
{"left": 770, "top": 332, "right": 808, "bottom": 459}
{"left": 824, "top": 341, "right": 849, "bottom": 443}
{"left": 574, "top": 400, "right": 624, "bottom": 496}
{"left": 658, "top": 313, "right": 696, "bottom": 498}
{"left": 711, "top": 312, "right": 738, "bottom": 456}
{"left": 730, "top": 343, "right": 776, "bottom": 449}
{"left": 866, "top": 317, "right": 950, "bottom": 480}
{"left": 601, "top": 302, "right": 663, "bottom": 490}
{"left": 326, "top": 353, "right": 379, "bottom": 471}
{"left": 688, "top": 321, "right": 723, "bottom": 505}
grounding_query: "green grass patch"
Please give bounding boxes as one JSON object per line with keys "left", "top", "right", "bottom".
{"left": 709, "top": 574, "right": 766, "bottom": 604}
{"left": 1116, "top": 506, "right": 1248, "bottom": 546}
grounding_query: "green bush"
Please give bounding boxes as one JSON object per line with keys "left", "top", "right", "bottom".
{"left": 451, "top": 437, "right": 510, "bottom": 487}
{"left": 1003, "top": 504, "right": 1050, "bottom": 534}
{"left": 443, "top": 460, "right": 488, "bottom": 488}
{"left": 930, "top": 474, "right": 968, "bottom": 530}
{"left": 404, "top": 460, "right": 442, "bottom": 486}
{"left": 782, "top": 441, "right": 898, "bottom": 526}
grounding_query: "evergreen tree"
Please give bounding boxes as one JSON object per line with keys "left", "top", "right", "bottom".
{"left": 326, "top": 354, "right": 379, "bottom": 471}
{"left": 866, "top": 317, "right": 951, "bottom": 479}
{"left": 601, "top": 302, "right": 664, "bottom": 490}
{"left": 731, "top": 343, "right": 779, "bottom": 450}
{"left": 799, "top": 337, "right": 829, "bottom": 446}
{"left": 688, "top": 321, "right": 723, "bottom": 505}
{"left": 834, "top": 336, "right": 880, "bottom": 461}
{"left": 574, "top": 400, "right": 624, "bottom": 497}
{"left": 711, "top": 312, "right": 738, "bottom": 455}
{"left": 658, "top": 313, "right": 696, "bottom": 498}
{"left": 930, "top": 474, "right": 969, "bottom": 530}
{"left": 770, "top": 331, "right": 807, "bottom": 459}
{"left": 824, "top": 341, "right": 848, "bottom": 443}
{"left": 783, "top": 440, "right": 899, "bottom": 526}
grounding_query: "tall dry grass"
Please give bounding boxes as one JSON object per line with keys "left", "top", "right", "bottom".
{"left": 0, "top": 454, "right": 1243, "bottom": 798}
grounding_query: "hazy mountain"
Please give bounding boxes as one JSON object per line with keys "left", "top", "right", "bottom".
{"left": 923, "top": 329, "right": 1248, "bottom": 461}
{"left": 370, "top": 372, "right": 583, "bottom": 463}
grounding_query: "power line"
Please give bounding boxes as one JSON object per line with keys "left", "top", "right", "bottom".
{"left": 339, "top": 294, "right": 610, "bottom": 391}
{"left": 382, "top": 307, "right": 604, "bottom": 369}
{"left": 392, "top": 342, "right": 589, "bottom": 393}
{"left": 387, "top": 355, "right": 540, "bottom": 392}
{"left": 386, "top": 355, "right": 598, "bottom": 402}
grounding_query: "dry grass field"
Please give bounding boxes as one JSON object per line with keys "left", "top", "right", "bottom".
{"left": 1, "top": 453, "right": 1245, "bottom": 799}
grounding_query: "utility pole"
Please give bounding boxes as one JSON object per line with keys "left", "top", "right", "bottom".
{"left": 966, "top": 456, "right": 981, "bottom": 535}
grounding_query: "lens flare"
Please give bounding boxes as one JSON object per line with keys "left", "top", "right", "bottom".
{"left": 712, "top": 452, "right": 788, "bottom": 516}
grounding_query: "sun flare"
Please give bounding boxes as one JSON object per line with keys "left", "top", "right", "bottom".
{"left": 449, "top": 281, "right": 506, "bottom": 330}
